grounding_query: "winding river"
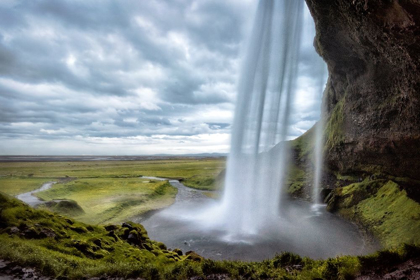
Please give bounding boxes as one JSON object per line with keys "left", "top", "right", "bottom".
{"left": 16, "top": 182, "right": 56, "bottom": 207}
{"left": 136, "top": 178, "right": 375, "bottom": 261}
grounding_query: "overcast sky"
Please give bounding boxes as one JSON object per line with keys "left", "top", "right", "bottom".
{"left": 0, "top": 0, "right": 324, "bottom": 155}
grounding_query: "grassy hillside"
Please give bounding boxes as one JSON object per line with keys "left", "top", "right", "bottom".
{"left": 326, "top": 179, "right": 420, "bottom": 248}
{"left": 2, "top": 192, "right": 419, "bottom": 279}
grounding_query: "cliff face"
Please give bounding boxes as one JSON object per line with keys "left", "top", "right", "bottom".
{"left": 305, "top": 0, "right": 420, "bottom": 180}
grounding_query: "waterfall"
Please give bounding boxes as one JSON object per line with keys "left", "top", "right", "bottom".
{"left": 311, "top": 72, "right": 327, "bottom": 207}
{"left": 219, "top": 0, "right": 304, "bottom": 236}
{"left": 140, "top": 1, "right": 371, "bottom": 258}
{"left": 195, "top": 0, "right": 327, "bottom": 238}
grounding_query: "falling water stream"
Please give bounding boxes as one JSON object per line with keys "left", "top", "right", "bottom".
{"left": 139, "top": 0, "right": 375, "bottom": 260}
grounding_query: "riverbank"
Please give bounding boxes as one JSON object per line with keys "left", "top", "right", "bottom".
{"left": 16, "top": 182, "right": 56, "bottom": 207}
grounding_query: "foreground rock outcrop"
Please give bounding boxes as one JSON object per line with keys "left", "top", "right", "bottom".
{"left": 305, "top": 0, "right": 420, "bottom": 181}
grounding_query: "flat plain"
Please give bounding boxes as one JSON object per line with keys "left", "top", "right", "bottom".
{"left": 0, "top": 157, "right": 225, "bottom": 224}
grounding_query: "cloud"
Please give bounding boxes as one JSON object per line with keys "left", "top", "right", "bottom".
{"left": 0, "top": 0, "right": 324, "bottom": 155}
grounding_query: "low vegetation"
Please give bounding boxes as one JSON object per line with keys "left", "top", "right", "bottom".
{"left": 41, "top": 199, "right": 85, "bottom": 217}
{"left": 0, "top": 159, "right": 225, "bottom": 224}
{"left": 0, "top": 192, "right": 195, "bottom": 279}
{"left": 324, "top": 85, "right": 346, "bottom": 150}
{"left": 286, "top": 164, "right": 308, "bottom": 198}
{"left": 326, "top": 178, "right": 420, "bottom": 248}
{"left": 0, "top": 159, "right": 225, "bottom": 185}
{"left": 2, "top": 192, "right": 419, "bottom": 279}
{"left": 2, "top": 159, "right": 420, "bottom": 278}
{"left": 0, "top": 177, "right": 51, "bottom": 196}
{"left": 183, "top": 169, "right": 225, "bottom": 191}
{"left": 36, "top": 179, "right": 177, "bottom": 224}
{"left": 286, "top": 129, "right": 315, "bottom": 198}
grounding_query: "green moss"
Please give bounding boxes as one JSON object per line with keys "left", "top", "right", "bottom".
{"left": 327, "top": 180, "right": 420, "bottom": 248}
{"left": 290, "top": 125, "right": 315, "bottom": 160}
{"left": 357, "top": 181, "right": 420, "bottom": 247}
{"left": 0, "top": 192, "right": 192, "bottom": 279}
{"left": 286, "top": 164, "right": 307, "bottom": 196}
{"left": 320, "top": 256, "right": 360, "bottom": 280}
{"left": 325, "top": 96, "right": 345, "bottom": 150}
{"left": 287, "top": 129, "right": 317, "bottom": 197}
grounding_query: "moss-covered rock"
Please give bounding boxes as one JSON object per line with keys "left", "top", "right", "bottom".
{"left": 0, "top": 192, "right": 193, "bottom": 279}
{"left": 326, "top": 179, "right": 420, "bottom": 248}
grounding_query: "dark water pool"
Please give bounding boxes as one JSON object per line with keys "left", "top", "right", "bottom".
{"left": 135, "top": 179, "right": 376, "bottom": 261}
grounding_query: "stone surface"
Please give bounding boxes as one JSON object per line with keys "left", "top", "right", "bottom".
{"left": 305, "top": 0, "right": 420, "bottom": 180}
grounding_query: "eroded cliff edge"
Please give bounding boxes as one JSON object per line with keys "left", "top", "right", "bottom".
{"left": 304, "top": 0, "right": 420, "bottom": 181}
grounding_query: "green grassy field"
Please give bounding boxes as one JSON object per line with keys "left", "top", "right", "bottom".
{"left": 0, "top": 158, "right": 225, "bottom": 224}
{"left": 37, "top": 179, "right": 177, "bottom": 224}
{"left": 0, "top": 177, "right": 52, "bottom": 196}
{"left": 0, "top": 159, "right": 225, "bottom": 181}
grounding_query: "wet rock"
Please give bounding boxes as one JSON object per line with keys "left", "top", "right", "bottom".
{"left": 127, "top": 230, "right": 142, "bottom": 246}
{"left": 39, "top": 228, "right": 56, "bottom": 239}
{"left": 127, "top": 232, "right": 137, "bottom": 243}
{"left": 92, "top": 238, "right": 103, "bottom": 248}
{"left": 143, "top": 243, "right": 152, "bottom": 251}
{"left": 0, "top": 259, "right": 53, "bottom": 280}
{"left": 156, "top": 242, "right": 167, "bottom": 250}
{"left": 173, "top": 248, "right": 183, "bottom": 256}
{"left": 305, "top": 0, "right": 420, "bottom": 180}
{"left": 121, "top": 222, "right": 133, "bottom": 230}
{"left": 107, "top": 230, "right": 119, "bottom": 241}
{"left": 8, "top": 226, "right": 20, "bottom": 235}
{"left": 0, "top": 260, "right": 9, "bottom": 269}
{"left": 72, "top": 240, "right": 103, "bottom": 259}
{"left": 70, "top": 226, "right": 88, "bottom": 234}
{"left": 22, "top": 227, "right": 39, "bottom": 239}
{"left": 120, "top": 227, "right": 131, "bottom": 239}
{"left": 11, "top": 266, "right": 22, "bottom": 274}
{"left": 22, "top": 267, "right": 35, "bottom": 278}
{"left": 104, "top": 224, "right": 118, "bottom": 231}
{"left": 320, "top": 188, "right": 333, "bottom": 203}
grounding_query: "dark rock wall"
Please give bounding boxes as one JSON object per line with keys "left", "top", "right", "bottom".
{"left": 305, "top": 0, "right": 420, "bottom": 180}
